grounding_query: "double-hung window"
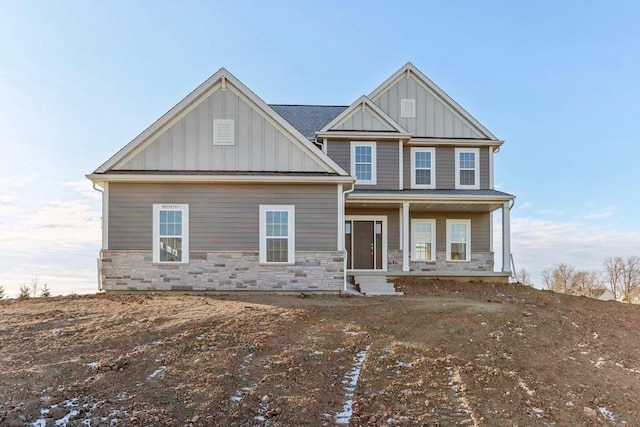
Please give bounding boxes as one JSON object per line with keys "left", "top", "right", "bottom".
{"left": 153, "top": 204, "right": 189, "bottom": 263}
{"left": 260, "top": 205, "right": 295, "bottom": 264}
{"left": 411, "top": 148, "right": 436, "bottom": 189}
{"left": 350, "top": 142, "right": 377, "bottom": 185}
{"left": 455, "top": 148, "right": 480, "bottom": 189}
{"left": 446, "top": 219, "right": 471, "bottom": 261}
{"left": 411, "top": 219, "right": 436, "bottom": 261}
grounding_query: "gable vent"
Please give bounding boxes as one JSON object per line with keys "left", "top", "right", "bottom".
{"left": 401, "top": 98, "right": 416, "bottom": 118}
{"left": 213, "top": 119, "right": 235, "bottom": 145}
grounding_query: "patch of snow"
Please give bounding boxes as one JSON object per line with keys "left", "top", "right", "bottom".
{"left": 598, "top": 406, "right": 616, "bottom": 423}
{"left": 342, "top": 329, "right": 361, "bottom": 336}
{"left": 85, "top": 362, "right": 98, "bottom": 368}
{"left": 572, "top": 322, "right": 579, "bottom": 328}
{"left": 195, "top": 335, "right": 204, "bottom": 341}
{"left": 578, "top": 342, "right": 589, "bottom": 347}
{"left": 593, "top": 333, "right": 598, "bottom": 340}
{"left": 32, "top": 419, "right": 47, "bottom": 427}
{"left": 481, "top": 322, "right": 487, "bottom": 326}
{"left": 147, "top": 366, "right": 167, "bottom": 380}
{"left": 565, "top": 401, "right": 574, "bottom": 407}
{"left": 396, "top": 361, "right": 410, "bottom": 367}
{"left": 55, "top": 410, "right": 79, "bottom": 425}
{"left": 152, "top": 339, "right": 163, "bottom": 345}
{"left": 532, "top": 407, "right": 544, "bottom": 418}
{"left": 335, "top": 344, "right": 371, "bottom": 424}
{"left": 503, "top": 353, "right": 512, "bottom": 360}
{"left": 519, "top": 379, "right": 536, "bottom": 396}
{"left": 334, "top": 347, "right": 345, "bottom": 353}
{"left": 594, "top": 357, "right": 605, "bottom": 368}
{"left": 489, "top": 331, "right": 503, "bottom": 341}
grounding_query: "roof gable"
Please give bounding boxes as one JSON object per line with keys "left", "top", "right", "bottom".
{"left": 94, "top": 69, "right": 348, "bottom": 175}
{"left": 368, "top": 62, "right": 498, "bottom": 140}
{"left": 319, "top": 96, "right": 409, "bottom": 135}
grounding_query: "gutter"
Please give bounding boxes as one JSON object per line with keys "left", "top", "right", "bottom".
{"left": 92, "top": 183, "right": 104, "bottom": 291}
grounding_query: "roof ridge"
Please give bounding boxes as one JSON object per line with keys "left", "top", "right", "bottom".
{"left": 269, "top": 104, "right": 349, "bottom": 108}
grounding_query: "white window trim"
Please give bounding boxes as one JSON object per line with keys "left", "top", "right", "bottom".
{"left": 446, "top": 219, "right": 471, "bottom": 262}
{"left": 411, "top": 219, "right": 436, "bottom": 261}
{"left": 153, "top": 204, "right": 189, "bottom": 264}
{"left": 455, "top": 148, "right": 480, "bottom": 189}
{"left": 350, "top": 141, "right": 377, "bottom": 185}
{"left": 410, "top": 147, "right": 436, "bottom": 189}
{"left": 401, "top": 98, "right": 416, "bottom": 118}
{"left": 213, "top": 119, "right": 235, "bottom": 145}
{"left": 259, "top": 205, "right": 295, "bottom": 265}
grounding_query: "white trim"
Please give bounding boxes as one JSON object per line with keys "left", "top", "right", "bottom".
{"left": 316, "top": 131, "right": 412, "bottom": 140}
{"left": 407, "top": 138, "right": 504, "bottom": 147}
{"left": 410, "top": 147, "right": 436, "bottom": 189}
{"left": 350, "top": 141, "right": 377, "bottom": 185}
{"left": 455, "top": 148, "right": 480, "bottom": 190}
{"left": 87, "top": 173, "right": 355, "bottom": 185}
{"left": 402, "top": 203, "right": 410, "bottom": 272}
{"left": 502, "top": 202, "right": 511, "bottom": 274}
{"left": 400, "top": 98, "right": 416, "bottom": 118}
{"left": 398, "top": 208, "right": 403, "bottom": 250}
{"left": 446, "top": 219, "right": 471, "bottom": 262}
{"left": 345, "top": 215, "right": 388, "bottom": 271}
{"left": 319, "top": 95, "right": 408, "bottom": 134}
{"left": 323, "top": 138, "right": 328, "bottom": 154}
{"left": 259, "top": 205, "right": 295, "bottom": 265}
{"left": 411, "top": 219, "right": 436, "bottom": 261}
{"left": 398, "top": 140, "right": 403, "bottom": 190}
{"left": 213, "top": 119, "right": 234, "bottom": 145}
{"left": 153, "top": 204, "right": 189, "bottom": 264}
{"left": 102, "top": 182, "right": 109, "bottom": 250}
{"left": 346, "top": 192, "right": 513, "bottom": 203}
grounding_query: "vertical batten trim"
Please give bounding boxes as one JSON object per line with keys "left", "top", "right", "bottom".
{"left": 398, "top": 140, "right": 404, "bottom": 190}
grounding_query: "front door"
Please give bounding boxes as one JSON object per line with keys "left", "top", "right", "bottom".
{"left": 345, "top": 217, "right": 386, "bottom": 270}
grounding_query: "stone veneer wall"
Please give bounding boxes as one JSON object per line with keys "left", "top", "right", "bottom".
{"left": 387, "top": 250, "right": 494, "bottom": 272}
{"left": 100, "top": 250, "right": 344, "bottom": 292}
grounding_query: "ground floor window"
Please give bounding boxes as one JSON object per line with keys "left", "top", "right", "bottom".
{"left": 411, "top": 219, "right": 436, "bottom": 261}
{"left": 153, "top": 204, "right": 189, "bottom": 263}
{"left": 260, "top": 205, "right": 295, "bottom": 264}
{"left": 446, "top": 219, "right": 471, "bottom": 261}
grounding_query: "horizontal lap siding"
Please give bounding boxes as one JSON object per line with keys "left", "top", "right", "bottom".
{"left": 109, "top": 183, "right": 338, "bottom": 251}
{"left": 410, "top": 211, "right": 491, "bottom": 252}
{"left": 327, "top": 140, "right": 399, "bottom": 190}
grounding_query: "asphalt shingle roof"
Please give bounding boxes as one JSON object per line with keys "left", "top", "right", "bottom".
{"left": 270, "top": 104, "right": 347, "bottom": 139}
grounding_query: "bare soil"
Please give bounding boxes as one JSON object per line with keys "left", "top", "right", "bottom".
{"left": 2, "top": 278, "right": 640, "bottom": 426}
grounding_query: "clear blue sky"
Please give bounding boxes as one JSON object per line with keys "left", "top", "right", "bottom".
{"left": 1, "top": 1, "right": 639, "bottom": 296}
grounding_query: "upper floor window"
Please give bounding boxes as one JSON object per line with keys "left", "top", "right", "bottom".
{"left": 153, "top": 204, "right": 189, "bottom": 263}
{"left": 213, "top": 119, "right": 235, "bottom": 145}
{"left": 259, "top": 205, "right": 295, "bottom": 264}
{"left": 411, "top": 148, "right": 435, "bottom": 189}
{"left": 455, "top": 148, "right": 479, "bottom": 189}
{"left": 401, "top": 99, "right": 416, "bottom": 118}
{"left": 350, "top": 142, "right": 377, "bottom": 185}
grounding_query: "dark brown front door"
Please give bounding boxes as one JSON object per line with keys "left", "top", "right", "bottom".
{"left": 353, "top": 221, "right": 375, "bottom": 269}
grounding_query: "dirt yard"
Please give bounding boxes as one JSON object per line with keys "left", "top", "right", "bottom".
{"left": 1, "top": 278, "right": 640, "bottom": 426}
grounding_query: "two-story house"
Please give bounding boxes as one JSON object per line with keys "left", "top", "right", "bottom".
{"left": 88, "top": 63, "right": 514, "bottom": 293}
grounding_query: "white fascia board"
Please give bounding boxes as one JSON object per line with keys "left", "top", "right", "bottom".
{"left": 408, "top": 138, "right": 504, "bottom": 148}
{"left": 368, "top": 62, "right": 499, "bottom": 141}
{"left": 319, "top": 95, "right": 409, "bottom": 134}
{"left": 95, "top": 68, "right": 350, "bottom": 177}
{"left": 346, "top": 193, "right": 515, "bottom": 203}
{"left": 86, "top": 173, "right": 355, "bottom": 185}
{"left": 316, "top": 131, "right": 412, "bottom": 140}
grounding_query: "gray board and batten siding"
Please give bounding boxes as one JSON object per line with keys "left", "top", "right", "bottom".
{"left": 402, "top": 146, "right": 490, "bottom": 190}
{"left": 117, "top": 85, "right": 326, "bottom": 173}
{"left": 372, "top": 73, "right": 486, "bottom": 139}
{"left": 332, "top": 108, "right": 394, "bottom": 132}
{"left": 346, "top": 208, "right": 491, "bottom": 253}
{"left": 327, "top": 140, "right": 399, "bottom": 190}
{"left": 108, "top": 183, "right": 339, "bottom": 252}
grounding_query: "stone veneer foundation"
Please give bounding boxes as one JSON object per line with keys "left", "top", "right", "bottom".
{"left": 100, "top": 250, "right": 344, "bottom": 292}
{"left": 387, "top": 250, "right": 494, "bottom": 272}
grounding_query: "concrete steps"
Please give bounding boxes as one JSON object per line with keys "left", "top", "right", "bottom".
{"left": 354, "top": 275, "right": 404, "bottom": 296}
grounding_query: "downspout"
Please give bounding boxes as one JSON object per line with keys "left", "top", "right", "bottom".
{"left": 342, "top": 182, "right": 355, "bottom": 293}
{"left": 92, "top": 182, "right": 104, "bottom": 291}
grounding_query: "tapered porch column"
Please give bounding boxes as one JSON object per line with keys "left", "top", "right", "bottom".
{"left": 502, "top": 201, "right": 511, "bottom": 274}
{"left": 402, "top": 202, "right": 410, "bottom": 272}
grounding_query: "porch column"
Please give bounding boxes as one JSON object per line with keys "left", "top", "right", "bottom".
{"left": 502, "top": 201, "right": 511, "bottom": 274}
{"left": 402, "top": 202, "right": 410, "bottom": 272}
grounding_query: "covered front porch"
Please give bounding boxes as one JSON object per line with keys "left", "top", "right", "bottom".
{"left": 341, "top": 190, "right": 514, "bottom": 281}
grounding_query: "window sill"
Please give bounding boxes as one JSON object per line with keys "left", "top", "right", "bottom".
{"left": 259, "top": 262, "right": 295, "bottom": 266}
{"left": 153, "top": 262, "right": 189, "bottom": 266}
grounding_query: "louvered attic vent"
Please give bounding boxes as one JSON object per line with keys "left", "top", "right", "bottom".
{"left": 213, "top": 119, "right": 235, "bottom": 145}
{"left": 401, "top": 98, "right": 416, "bottom": 118}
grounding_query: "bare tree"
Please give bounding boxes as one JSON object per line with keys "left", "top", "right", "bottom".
{"left": 514, "top": 268, "right": 534, "bottom": 287}
{"left": 543, "top": 263, "right": 576, "bottom": 294}
{"left": 604, "top": 257, "right": 624, "bottom": 300}
{"left": 30, "top": 275, "right": 41, "bottom": 298}
{"left": 620, "top": 256, "right": 640, "bottom": 302}
{"left": 571, "top": 270, "right": 604, "bottom": 298}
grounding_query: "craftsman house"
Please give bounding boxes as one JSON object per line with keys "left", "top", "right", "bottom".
{"left": 88, "top": 63, "right": 514, "bottom": 293}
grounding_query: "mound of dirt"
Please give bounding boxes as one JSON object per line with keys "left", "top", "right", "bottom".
{"left": 1, "top": 279, "right": 639, "bottom": 426}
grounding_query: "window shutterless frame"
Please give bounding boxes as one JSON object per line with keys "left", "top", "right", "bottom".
{"left": 455, "top": 148, "right": 480, "bottom": 189}
{"left": 350, "top": 141, "right": 377, "bottom": 185}
{"left": 152, "top": 204, "right": 189, "bottom": 263}
{"left": 410, "top": 147, "right": 436, "bottom": 189}
{"left": 446, "top": 219, "right": 471, "bottom": 261}
{"left": 259, "top": 205, "right": 295, "bottom": 264}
